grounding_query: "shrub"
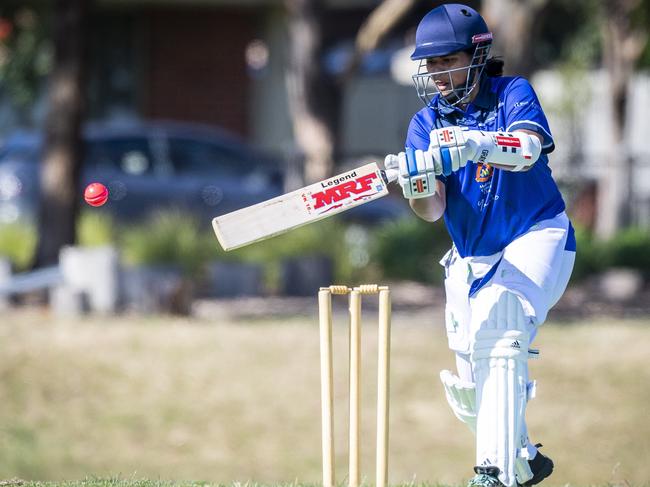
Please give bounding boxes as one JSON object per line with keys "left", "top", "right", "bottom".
{"left": 116, "top": 210, "right": 387, "bottom": 290}
{"left": 370, "top": 216, "right": 451, "bottom": 284}
{"left": 570, "top": 226, "right": 606, "bottom": 282}
{"left": 607, "top": 227, "right": 650, "bottom": 277}
{"left": 77, "top": 210, "right": 116, "bottom": 247}
{"left": 227, "top": 217, "right": 366, "bottom": 286}
{"left": 0, "top": 222, "right": 37, "bottom": 271}
{"left": 570, "top": 226, "right": 650, "bottom": 282}
{"left": 120, "top": 210, "right": 216, "bottom": 277}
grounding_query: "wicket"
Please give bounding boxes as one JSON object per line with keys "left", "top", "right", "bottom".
{"left": 318, "top": 284, "right": 392, "bottom": 487}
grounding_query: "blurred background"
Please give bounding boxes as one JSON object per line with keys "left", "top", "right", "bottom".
{"left": 0, "top": 0, "right": 649, "bottom": 484}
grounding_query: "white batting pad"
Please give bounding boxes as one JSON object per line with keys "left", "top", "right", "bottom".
{"left": 473, "top": 329, "right": 529, "bottom": 486}
{"left": 471, "top": 289, "right": 531, "bottom": 487}
{"left": 440, "top": 368, "right": 536, "bottom": 485}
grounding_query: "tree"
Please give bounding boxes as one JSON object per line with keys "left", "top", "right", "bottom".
{"left": 284, "top": 0, "right": 418, "bottom": 183}
{"left": 285, "top": 0, "right": 336, "bottom": 184}
{"left": 34, "top": 0, "right": 90, "bottom": 267}
{"left": 594, "top": 0, "right": 648, "bottom": 239}
{"left": 0, "top": 6, "right": 53, "bottom": 126}
{"left": 480, "top": 0, "right": 551, "bottom": 77}
{"left": 344, "top": 0, "right": 419, "bottom": 79}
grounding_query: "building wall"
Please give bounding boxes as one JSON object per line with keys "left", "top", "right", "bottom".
{"left": 142, "top": 7, "right": 257, "bottom": 136}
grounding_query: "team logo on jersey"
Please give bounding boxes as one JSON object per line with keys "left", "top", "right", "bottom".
{"left": 475, "top": 163, "right": 493, "bottom": 182}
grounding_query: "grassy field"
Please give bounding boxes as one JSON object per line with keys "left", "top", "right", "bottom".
{"left": 0, "top": 480, "right": 460, "bottom": 487}
{"left": 0, "top": 481, "right": 212, "bottom": 487}
{"left": 0, "top": 308, "right": 649, "bottom": 486}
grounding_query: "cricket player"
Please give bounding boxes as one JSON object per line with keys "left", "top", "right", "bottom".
{"left": 385, "top": 4, "right": 576, "bottom": 487}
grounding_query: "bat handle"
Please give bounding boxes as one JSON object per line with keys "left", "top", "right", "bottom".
{"left": 381, "top": 169, "right": 399, "bottom": 184}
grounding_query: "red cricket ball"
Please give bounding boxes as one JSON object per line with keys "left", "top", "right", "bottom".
{"left": 84, "top": 182, "right": 109, "bottom": 207}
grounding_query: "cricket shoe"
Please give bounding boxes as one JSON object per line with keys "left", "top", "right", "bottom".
{"left": 467, "top": 466, "right": 504, "bottom": 487}
{"left": 523, "top": 444, "right": 554, "bottom": 486}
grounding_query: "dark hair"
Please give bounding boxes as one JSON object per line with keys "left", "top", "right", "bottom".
{"left": 462, "top": 48, "right": 504, "bottom": 77}
{"left": 484, "top": 57, "right": 504, "bottom": 77}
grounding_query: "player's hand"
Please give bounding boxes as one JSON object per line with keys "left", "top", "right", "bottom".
{"left": 384, "top": 151, "right": 438, "bottom": 199}
{"left": 427, "top": 126, "right": 474, "bottom": 175}
{"left": 383, "top": 152, "right": 403, "bottom": 183}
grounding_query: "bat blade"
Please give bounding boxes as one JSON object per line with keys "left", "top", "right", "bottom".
{"left": 212, "top": 162, "right": 391, "bottom": 251}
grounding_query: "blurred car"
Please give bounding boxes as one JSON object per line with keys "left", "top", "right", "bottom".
{"left": 0, "top": 120, "right": 408, "bottom": 228}
{"left": 0, "top": 120, "right": 287, "bottom": 226}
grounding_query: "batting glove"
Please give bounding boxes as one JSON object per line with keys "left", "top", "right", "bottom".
{"left": 429, "top": 127, "right": 542, "bottom": 172}
{"left": 427, "top": 126, "right": 472, "bottom": 175}
{"left": 384, "top": 150, "right": 439, "bottom": 199}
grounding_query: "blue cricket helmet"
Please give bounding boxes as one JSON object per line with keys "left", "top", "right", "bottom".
{"left": 410, "top": 3, "right": 493, "bottom": 107}
{"left": 411, "top": 4, "right": 491, "bottom": 60}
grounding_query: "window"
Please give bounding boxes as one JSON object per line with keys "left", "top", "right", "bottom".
{"left": 85, "top": 137, "right": 154, "bottom": 176}
{"left": 168, "top": 138, "right": 249, "bottom": 177}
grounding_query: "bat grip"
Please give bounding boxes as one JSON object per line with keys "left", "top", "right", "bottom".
{"left": 381, "top": 169, "right": 399, "bottom": 184}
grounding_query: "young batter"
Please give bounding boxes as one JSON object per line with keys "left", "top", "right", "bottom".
{"left": 384, "top": 4, "right": 576, "bottom": 487}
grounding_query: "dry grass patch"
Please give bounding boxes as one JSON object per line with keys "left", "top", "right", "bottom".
{"left": 0, "top": 310, "right": 648, "bottom": 485}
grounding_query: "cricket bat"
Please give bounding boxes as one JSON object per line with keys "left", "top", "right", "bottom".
{"left": 212, "top": 162, "right": 398, "bottom": 251}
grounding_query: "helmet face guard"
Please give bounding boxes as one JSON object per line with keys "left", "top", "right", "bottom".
{"left": 412, "top": 38, "right": 492, "bottom": 108}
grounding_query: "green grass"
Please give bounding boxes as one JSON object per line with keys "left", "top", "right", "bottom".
{"left": 2, "top": 481, "right": 650, "bottom": 487}
{"left": 0, "top": 481, "right": 212, "bottom": 487}
{"left": 0, "top": 481, "right": 465, "bottom": 487}
{"left": 1, "top": 311, "right": 649, "bottom": 485}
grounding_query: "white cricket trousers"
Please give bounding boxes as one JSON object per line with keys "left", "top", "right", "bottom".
{"left": 440, "top": 211, "right": 575, "bottom": 455}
